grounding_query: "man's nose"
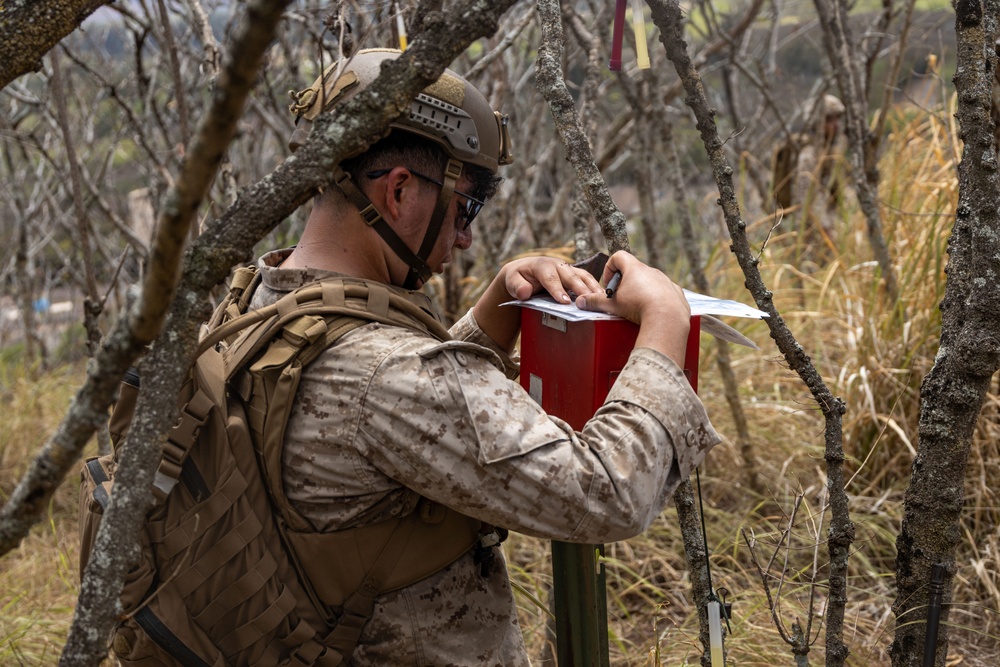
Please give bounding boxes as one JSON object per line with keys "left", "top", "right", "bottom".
{"left": 455, "top": 224, "right": 473, "bottom": 249}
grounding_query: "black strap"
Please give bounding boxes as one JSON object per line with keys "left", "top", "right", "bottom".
{"left": 132, "top": 607, "right": 213, "bottom": 667}
{"left": 87, "top": 459, "right": 109, "bottom": 485}
{"left": 87, "top": 459, "right": 111, "bottom": 510}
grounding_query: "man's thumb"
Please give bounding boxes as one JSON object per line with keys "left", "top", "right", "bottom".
{"left": 575, "top": 293, "right": 610, "bottom": 313}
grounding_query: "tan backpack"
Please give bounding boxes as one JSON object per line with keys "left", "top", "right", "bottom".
{"left": 79, "top": 268, "right": 482, "bottom": 666}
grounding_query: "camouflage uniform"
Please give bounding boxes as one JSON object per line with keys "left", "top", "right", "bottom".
{"left": 249, "top": 248, "right": 721, "bottom": 665}
{"left": 794, "top": 94, "right": 848, "bottom": 250}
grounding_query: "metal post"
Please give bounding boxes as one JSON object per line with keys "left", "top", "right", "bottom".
{"left": 922, "top": 564, "right": 946, "bottom": 667}
{"left": 551, "top": 541, "right": 610, "bottom": 667}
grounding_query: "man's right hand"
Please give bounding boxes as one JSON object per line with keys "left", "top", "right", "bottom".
{"left": 575, "top": 251, "right": 691, "bottom": 367}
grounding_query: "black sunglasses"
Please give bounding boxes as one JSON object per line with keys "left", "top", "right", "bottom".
{"left": 366, "top": 168, "right": 485, "bottom": 231}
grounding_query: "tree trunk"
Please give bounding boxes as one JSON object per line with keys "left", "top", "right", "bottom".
{"left": 891, "top": 2, "right": 1000, "bottom": 665}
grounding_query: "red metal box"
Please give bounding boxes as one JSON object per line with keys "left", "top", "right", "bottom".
{"left": 519, "top": 310, "right": 701, "bottom": 430}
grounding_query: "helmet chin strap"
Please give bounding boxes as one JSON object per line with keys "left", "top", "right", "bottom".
{"left": 411, "top": 158, "right": 463, "bottom": 289}
{"left": 332, "top": 160, "right": 462, "bottom": 290}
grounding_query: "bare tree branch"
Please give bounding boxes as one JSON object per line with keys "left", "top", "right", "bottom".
{"left": 184, "top": 0, "right": 221, "bottom": 77}
{"left": 536, "top": 0, "right": 628, "bottom": 252}
{"left": 662, "top": 119, "right": 761, "bottom": 496}
{"left": 0, "top": 0, "right": 294, "bottom": 562}
{"left": 813, "top": 0, "right": 899, "bottom": 302}
{"left": 49, "top": 51, "right": 104, "bottom": 358}
{"left": 467, "top": 4, "right": 535, "bottom": 80}
{"left": 647, "top": 3, "right": 854, "bottom": 666}
{"left": 155, "top": 0, "right": 192, "bottom": 150}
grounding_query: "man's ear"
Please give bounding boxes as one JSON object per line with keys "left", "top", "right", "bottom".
{"left": 381, "top": 166, "right": 419, "bottom": 223}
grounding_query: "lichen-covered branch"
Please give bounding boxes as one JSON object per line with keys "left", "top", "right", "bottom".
{"left": 535, "top": 0, "right": 628, "bottom": 252}
{"left": 647, "top": 2, "right": 853, "bottom": 666}
{"left": 0, "top": 0, "right": 111, "bottom": 89}
{"left": 891, "top": 2, "right": 1000, "bottom": 665}
{"left": 61, "top": 1, "right": 294, "bottom": 662}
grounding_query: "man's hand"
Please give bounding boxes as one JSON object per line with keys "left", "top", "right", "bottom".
{"left": 502, "top": 256, "right": 603, "bottom": 303}
{"left": 474, "top": 256, "right": 602, "bottom": 352}
{"left": 575, "top": 251, "right": 691, "bottom": 366}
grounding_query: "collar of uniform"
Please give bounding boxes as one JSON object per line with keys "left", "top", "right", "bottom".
{"left": 257, "top": 248, "right": 333, "bottom": 292}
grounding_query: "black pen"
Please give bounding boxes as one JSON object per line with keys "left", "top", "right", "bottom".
{"left": 605, "top": 271, "right": 622, "bottom": 298}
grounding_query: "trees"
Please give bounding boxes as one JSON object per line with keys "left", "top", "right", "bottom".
{"left": 891, "top": 2, "right": 1000, "bottom": 665}
{"left": 0, "top": 1, "right": 996, "bottom": 665}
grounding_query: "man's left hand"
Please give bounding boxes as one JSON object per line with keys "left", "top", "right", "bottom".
{"left": 500, "top": 256, "right": 603, "bottom": 303}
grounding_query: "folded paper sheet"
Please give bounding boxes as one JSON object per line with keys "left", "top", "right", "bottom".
{"left": 504, "top": 290, "right": 768, "bottom": 348}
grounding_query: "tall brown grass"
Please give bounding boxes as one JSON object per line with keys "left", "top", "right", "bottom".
{"left": 0, "top": 362, "right": 89, "bottom": 664}
{"left": 3, "top": 102, "right": 1000, "bottom": 665}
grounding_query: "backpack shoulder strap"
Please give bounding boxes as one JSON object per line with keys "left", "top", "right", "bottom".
{"left": 218, "top": 276, "right": 451, "bottom": 526}
{"left": 204, "top": 265, "right": 263, "bottom": 333}
{"left": 207, "top": 277, "right": 451, "bottom": 378}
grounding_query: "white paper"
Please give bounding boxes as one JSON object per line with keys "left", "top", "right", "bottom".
{"left": 681, "top": 289, "right": 769, "bottom": 319}
{"left": 502, "top": 295, "right": 621, "bottom": 322}
{"left": 503, "top": 289, "right": 768, "bottom": 322}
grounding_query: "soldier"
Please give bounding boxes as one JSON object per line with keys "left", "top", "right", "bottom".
{"left": 772, "top": 93, "right": 848, "bottom": 260}
{"left": 252, "top": 49, "right": 720, "bottom": 664}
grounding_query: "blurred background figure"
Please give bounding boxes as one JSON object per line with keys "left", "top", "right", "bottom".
{"left": 771, "top": 93, "right": 849, "bottom": 264}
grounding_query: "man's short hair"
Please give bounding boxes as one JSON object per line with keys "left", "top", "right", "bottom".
{"left": 343, "top": 130, "right": 503, "bottom": 203}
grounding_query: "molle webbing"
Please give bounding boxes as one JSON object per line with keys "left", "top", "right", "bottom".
{"left": 200, "top": 275, "right": 451, "bottom": 368}
{"left": 204, "top": 264, "right": 263, "bottom": 334}
{"left": 87, "top": 273, "right": 484, "bottom": 666}
{"left": 285, "top": 500, "right": 482, "bottom": 608}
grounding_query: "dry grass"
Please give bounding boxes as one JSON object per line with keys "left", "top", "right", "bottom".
{"left": 0, "top": 362, "right": 91, "bottom": 664}
{"left": 3, "top": 103, "right": 1000, "bottom": 665}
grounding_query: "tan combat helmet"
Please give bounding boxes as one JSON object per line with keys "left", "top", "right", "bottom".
{"left": 287, "top": 48, "right": 513, "bottom": 289}
{"left": 289, "top": 48, "right": 513, "bottom": 172}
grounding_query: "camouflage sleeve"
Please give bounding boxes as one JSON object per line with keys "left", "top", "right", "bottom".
{"left": 449, "top": 307, "right": 520, "bottom": 380}
{"left": 355, "top": 339, "right": 720, "bottom": 544}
